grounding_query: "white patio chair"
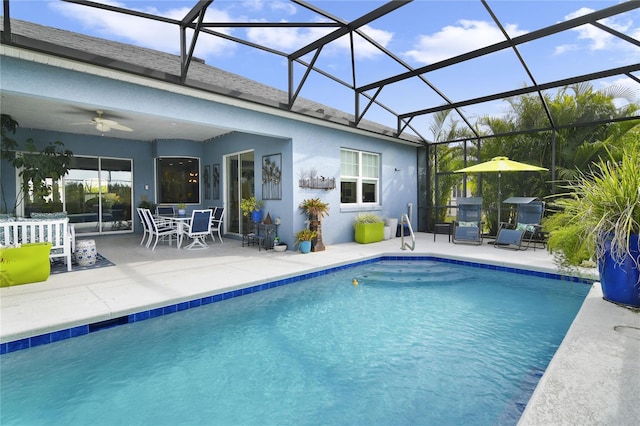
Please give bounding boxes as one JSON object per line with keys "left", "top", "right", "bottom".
{"left": 209, "top": 207, "right": 224, "bottom": 243}
{"left": 136, "top": 207, "right": 150, "bottom": 246}
{"left": 182, "top": 209, "right": 213, "bottom": 250}
{"left": 142, "top": 208, "right": 177, "bottom": 250}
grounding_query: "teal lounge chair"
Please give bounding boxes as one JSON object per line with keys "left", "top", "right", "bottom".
{"left": 494, "top": 200, "right": 545, "bottom": 250}
{"left": 452, "top": 197, "right": 483, "bottom": 245}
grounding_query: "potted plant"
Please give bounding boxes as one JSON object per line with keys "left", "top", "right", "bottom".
{"left": 137, "top": 198, "right": 156, "bottom": 212}
{"left": 299, "top": 197, "right": 329, "bottom": 251}
{"left": 294, "top": 228, "right": 317, "bottom": 254}
{"left": 176, "top": 202, "right": 187, "bottom": 217}
{"left": 272, "top": 236, "right": 287, "bottom": 252}
{"left": 241, "top": 197, "right": 265, "bottom": 223}
{"left": 544, "top": 143, "right": 640, "bottom": 307}
{"left": 354, "top": 213, "right": 385, "bottom": 244}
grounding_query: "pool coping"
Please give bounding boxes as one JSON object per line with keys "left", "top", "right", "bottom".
{"left": 518, "top": 283, "right": 640, "bottom": 425}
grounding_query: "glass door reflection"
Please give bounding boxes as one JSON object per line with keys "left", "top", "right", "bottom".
{"left": 64, "top": 156, "right": 132, "bottom": 234}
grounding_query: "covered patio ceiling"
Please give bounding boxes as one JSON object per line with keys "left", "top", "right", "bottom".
{"left": 1, "top": 0, "right": 639, "bottom": 144}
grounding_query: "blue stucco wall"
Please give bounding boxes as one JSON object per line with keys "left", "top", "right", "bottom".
{"left": 1, "top": 55, "right": 417, "bottom": 246}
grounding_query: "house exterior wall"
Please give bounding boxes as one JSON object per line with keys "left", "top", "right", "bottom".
{"left": 1, "top": 55, "right": 417, "bottom": 246}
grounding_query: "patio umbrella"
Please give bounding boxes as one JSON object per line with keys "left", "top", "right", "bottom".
{"left": 454, "top": 156, "right": 548, "bottom": 225}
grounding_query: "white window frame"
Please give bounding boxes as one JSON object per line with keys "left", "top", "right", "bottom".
{"left": 340, "top": 148, "right": 380, "bottom": 207}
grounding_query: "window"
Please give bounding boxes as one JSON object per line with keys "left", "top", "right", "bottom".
{"left": 340, "top": 148, "right": 379, "bottom": 205}
{"left": 157, "top": 157, "right": 200, "bottom": 204}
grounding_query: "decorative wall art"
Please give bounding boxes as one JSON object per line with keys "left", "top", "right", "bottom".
{"left": 262, "top": 154, "right": 282, "bottom": 200}
{"left": 204, "top": 165, "right": 211, "bottom": 199}
{"left": 298, "top": 168, "right": 336, "bottom": 190}
{"left": 212, "top": 164, "right": 220, "bottom": 199}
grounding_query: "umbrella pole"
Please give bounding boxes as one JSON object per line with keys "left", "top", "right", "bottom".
{"left": 497, "top": 172, "right": 501, "bottom": 226}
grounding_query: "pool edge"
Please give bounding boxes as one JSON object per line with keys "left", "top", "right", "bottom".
{"left": 0, "top": 254, "right": 592, "bottom": 355}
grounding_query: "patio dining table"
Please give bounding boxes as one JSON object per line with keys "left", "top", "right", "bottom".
{"left": 156, "top": 214, "right": 191, "bottom": 249}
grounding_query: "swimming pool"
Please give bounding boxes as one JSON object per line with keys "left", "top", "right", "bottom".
{"left": 0, "top": 259, "right": 589, "bottom": 425}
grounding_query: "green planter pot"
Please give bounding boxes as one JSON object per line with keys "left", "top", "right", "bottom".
{"left": 355, "top": 222, "right": 385, "bottom": 244}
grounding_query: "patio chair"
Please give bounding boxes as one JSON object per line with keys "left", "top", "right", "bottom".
{"left": 494, "top": 200, "right": 545, "bottom": 250}
{"left": 142, "top": 208, "right": 177, "bottom": 250}
{"left": 136, "top": 207, "right": 150, "bottom": 246}
{"left": 209, "top": 207, "right": 224, "bottom": 243}
{"left": 156, "top": 205, "right": 175, "bottom": 216}
{"left": 154, "top": 205, "right": 177, "bottom": 230}
{"left": 452, "top": 197, "right": 483, "bottom": 245}
{"left": 181, "top": 209, "right": 213, "bottom": 250}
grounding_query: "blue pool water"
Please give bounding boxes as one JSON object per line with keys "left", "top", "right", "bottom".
{"left": 0, "top": 260, "right": 589, "bottom": 425}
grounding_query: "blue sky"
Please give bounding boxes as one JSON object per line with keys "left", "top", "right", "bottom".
{"left": 4, "top": 0, "right": 640, "bottom": 136}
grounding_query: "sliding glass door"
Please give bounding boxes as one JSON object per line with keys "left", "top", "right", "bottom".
{"left": 225, "top": 150, "right": 254, "bottom": 235}
{"left": 64, "top": 156, "right": 133, "bottom": 234}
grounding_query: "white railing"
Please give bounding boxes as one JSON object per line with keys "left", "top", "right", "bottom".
{"left": 400, "top": 213, "right": 415, "bottom": 251}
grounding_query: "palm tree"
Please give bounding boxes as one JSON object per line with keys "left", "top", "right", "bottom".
{"left": 429, "top": 110, "right": 477, "bottom": 223}
{"left": 473, "top": 82, "right": 637, "bottom": 231}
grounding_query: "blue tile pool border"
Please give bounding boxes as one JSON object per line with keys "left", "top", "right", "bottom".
{"left": 1, "top": 256, "right": 594, "bottom": 355}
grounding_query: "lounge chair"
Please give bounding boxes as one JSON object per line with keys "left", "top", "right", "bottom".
{"left": 452, "top": 197, "right": 483, "bottom": 245}
{"left": 494, "top": 200, "right": 545, "bottom": 250}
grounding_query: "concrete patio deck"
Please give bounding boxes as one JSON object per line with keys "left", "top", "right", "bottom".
{"left": 1, "top": 232, "right": 638, "bottom": 424}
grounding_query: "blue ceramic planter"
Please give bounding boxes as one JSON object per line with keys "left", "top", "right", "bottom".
{"left": 251, "top": 210, "right": 262, "bottom": 223}
{"left": 299, "top": 240, "right": 312, "bottom": 254}
{"left": 598, "top": 234, "right": 640, "bottom": 308}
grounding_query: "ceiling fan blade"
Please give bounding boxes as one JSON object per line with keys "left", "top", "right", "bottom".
{"left": 95, "top": 121, "right": 112, "bottom": 132}
{"left": 110, "top": 123, "right": 133, "bottom": 132}
{"left": 94, "top": 117, "right": 119, "bottom": 126}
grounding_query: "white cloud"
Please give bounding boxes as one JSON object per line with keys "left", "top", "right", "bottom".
{"left": 50, "top": 0, "right": 237, "bottom": 57}
{"left": 270, "top": 1, "right": 297, "bottom": 16}
{"left": 403, "top": 20, "right": 527, "bottom": 65}
{"left": 554, "top": 44, "right": 578, "bottom": 55}
{"left": 246, "top": 22, "right": 392, "bottom": 59}
{"left": 330, "top": 25, "right": 394, "bottom": 59}
{"left": 241, "top": 0, "right": 295, "bottom": 15}
{"left": 563, "top": 7, "right": 638, "bottom": 53}
{"left": 246, "top": 20, "right": 321, "bottom": 51}
{"left": 242, "top": 0, "right": 264, "bottom": 13}
{"left": 564, "top": 8, "right": 612, "bottom": 51}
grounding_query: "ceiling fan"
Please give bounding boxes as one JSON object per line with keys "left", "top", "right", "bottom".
{"left": 92, "top": 110, "right": 133, "bottom": 132}
{"left": 73, "top": 110, "right": 133, "bottom": 132}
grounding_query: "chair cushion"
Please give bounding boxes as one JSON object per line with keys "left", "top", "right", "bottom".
{"left": 31, "top": 212, "right": 68, "bottom": 219}
{"left": 516, "top": 223, "right": 537, "bottom": 233}
{"left": 457, "top": 221, "right": 477, "bottom": 227}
